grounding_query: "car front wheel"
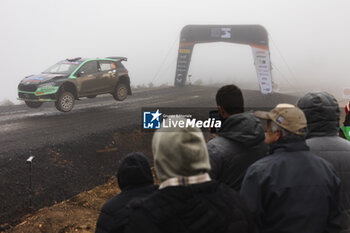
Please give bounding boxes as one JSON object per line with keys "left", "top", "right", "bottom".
{"left": 113, "top": 83, "right": 128, "bottom": 101}
{"left": 55, "top": 91, "right": 75, "bottom": 112}
{"left": 25, "top": 101, "right": 43, "bottom": 108}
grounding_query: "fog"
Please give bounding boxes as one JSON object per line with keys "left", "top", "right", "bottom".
{"left": 1, "top": 0, "right": 349, "bottom": 104}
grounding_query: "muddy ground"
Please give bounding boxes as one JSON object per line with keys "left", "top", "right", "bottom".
{"left": 0, "top": 125, "right": 157, "bottom": 231}
{"left": 2, "top": 177, "right": 120, "bottom": 233}
{"left": 0, "top": 123, "right": 212, "bottom": 232}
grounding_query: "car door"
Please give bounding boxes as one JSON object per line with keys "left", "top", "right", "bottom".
{"left": 75, "top": 61, "right": 100, "bottom": 95}
{"left": 97, "top": 60, "right": 117, "bottom": 92}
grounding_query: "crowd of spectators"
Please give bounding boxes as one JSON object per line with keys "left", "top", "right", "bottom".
{"left": 96, "top": 84, "right": 350, "bottom": 233}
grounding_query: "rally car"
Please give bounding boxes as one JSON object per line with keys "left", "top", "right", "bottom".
{"left": 17, "top": 57, "right": 131, "bottom": 112}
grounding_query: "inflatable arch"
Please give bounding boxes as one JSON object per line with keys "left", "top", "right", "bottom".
{"left": 174, "top": 25, "right": 273, "bottom": 94}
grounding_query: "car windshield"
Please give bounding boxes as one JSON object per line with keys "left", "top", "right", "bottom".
{"left": 42, "top": 62, "right": 80, "bottom": 74}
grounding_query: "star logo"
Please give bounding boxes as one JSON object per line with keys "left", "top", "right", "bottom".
{"left": 143, "top": 109, "right": 162, "bottom": 129}
{"left": 151, "top": 109, "right": 161, "bottom": 122}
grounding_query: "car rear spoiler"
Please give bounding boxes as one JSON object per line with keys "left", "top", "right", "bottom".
{"left": 107, "top": 57, "right": 128, "bottom": 61}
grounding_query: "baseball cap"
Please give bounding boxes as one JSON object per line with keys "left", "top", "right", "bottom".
{"left": 254, "top": 103, "right": 307, "bottom": 135}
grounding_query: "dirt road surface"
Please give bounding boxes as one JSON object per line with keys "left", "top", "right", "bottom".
{"left": 0, "top": 85, "right": 300, "bottom": 230}
{"left": 0, "top": 86, "right": 299, "bottom": 155}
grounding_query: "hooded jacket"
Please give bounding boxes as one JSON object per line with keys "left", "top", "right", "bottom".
{"left": 124, "top": 180, "right": 255, "bottom": 233}
{"left": 297, "top": 92, "right": 350, "bottom": 232}
{"left": 95, "top": 152, "right": 157, "bottom": 233}
{"left": 207, "top": 112, "right": 267, "bottom": 190}
{"left": 152, "top": 120, "right": 211, "bottom": 182}
{"left": 240, "top": 140, "right": 341, "bottom": 233}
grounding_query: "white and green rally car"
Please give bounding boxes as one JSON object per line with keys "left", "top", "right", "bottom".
{"left": 18, "top": 57, "right": 131, "bottom": 112}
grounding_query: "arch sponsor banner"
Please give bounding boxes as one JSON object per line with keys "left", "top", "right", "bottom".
{"left": 251, "top": 47, "right": 273, "bottom": 94}
{"left": 343, "top": 88, "right": 350, "bottom": 99}
{"left": 174, "top": 25, "right": 273, "bottom": 94}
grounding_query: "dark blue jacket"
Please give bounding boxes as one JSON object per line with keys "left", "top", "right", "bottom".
{"left": 240, "top": 140, "right": 341, "bottom": 233}
{"left": 207, "top": 112, "right": 267, "bottom": 191}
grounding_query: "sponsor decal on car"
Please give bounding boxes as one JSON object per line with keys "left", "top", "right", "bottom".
{"left": 179, "top": 49, "right": 191, "bottom": 54}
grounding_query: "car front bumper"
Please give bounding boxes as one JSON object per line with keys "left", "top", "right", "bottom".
{"left": 18, "top": 92, "right": 57, "bottom": 102}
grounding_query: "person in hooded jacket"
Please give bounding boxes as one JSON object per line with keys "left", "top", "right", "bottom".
{"left": 207, "top": 84, "right": 267, "bottom": 191}
{"left": 124, "top": 120, "right": 256, "bottom": 233}
{"left": 297, "top": 92, "right": 350, "bottom": 232}
{"left": 95, "top": 152, "right": 157, "bottom": 233}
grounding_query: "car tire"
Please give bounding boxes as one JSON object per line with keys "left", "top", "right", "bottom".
{"left": 25, "top": 101, "right": 43, "bottom": 108}
{"left": 87, "top": 95, "right": 97, "bottom": 99}
{"left": 113, "top": 83, "right": 128, "bottom": 101}
{"left": 55, "top": 91, "right": 75, "bottom": 112}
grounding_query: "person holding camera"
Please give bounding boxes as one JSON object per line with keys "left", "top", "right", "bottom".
{"left": 207, "top": 84, "right": 267, "bottom": 191}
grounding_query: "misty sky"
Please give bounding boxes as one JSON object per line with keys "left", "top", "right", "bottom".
{"left": 1, "top": 0, "right": 349, "bottom": 103}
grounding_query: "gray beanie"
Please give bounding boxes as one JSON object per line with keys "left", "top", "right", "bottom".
{"left": 152, "top": 119, "right": 211, "bottom": 182}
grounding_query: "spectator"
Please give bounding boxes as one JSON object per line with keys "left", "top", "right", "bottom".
{"left": 340, "top": 114, "right": 350, "bottom": 140}
{"left": 340, "top": 102, "right": 350, "bottom": 140}
{"left": 125, "top": 120, "right": 255, "bottom": 233}
{"left": 241, "top": 103, "right": 341, "bottom": 233}
{"left": 95, "top": 152, "right": 157, "bottom": 233}
{"left": 345, "top": 101, "right": 350, "bottom": 115}
{"left": 207, "top": 84, "right": 267, "bottom": 191}
{"left": 297, "top": 92, "right": 350, "bottom": 231}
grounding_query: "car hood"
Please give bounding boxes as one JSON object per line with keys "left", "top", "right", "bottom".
{"left": 21, "top": 73, "right": 68, "bottom": 85}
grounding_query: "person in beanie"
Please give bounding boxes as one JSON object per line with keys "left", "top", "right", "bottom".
{"left": 240, "top": 104, "right": 341, "bottom": 233}
{"left": 207, "top": 84, "right": 267, "bottom": 191}
{"left": 297, "top": 92, "right": 350, "bottom": 232}
{"left": 125, "top": 120, "right": 255, "bottom": 233}
{"left": 95, "top": 152, "right": 157, "bottom": 233}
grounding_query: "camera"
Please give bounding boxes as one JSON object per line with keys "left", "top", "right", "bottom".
{"left": 209, "top": 110, "right": 223, "bottom": 134}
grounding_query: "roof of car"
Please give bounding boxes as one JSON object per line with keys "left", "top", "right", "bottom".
{"left": 65, "top": 57, "right": 127, "bottom": 63}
